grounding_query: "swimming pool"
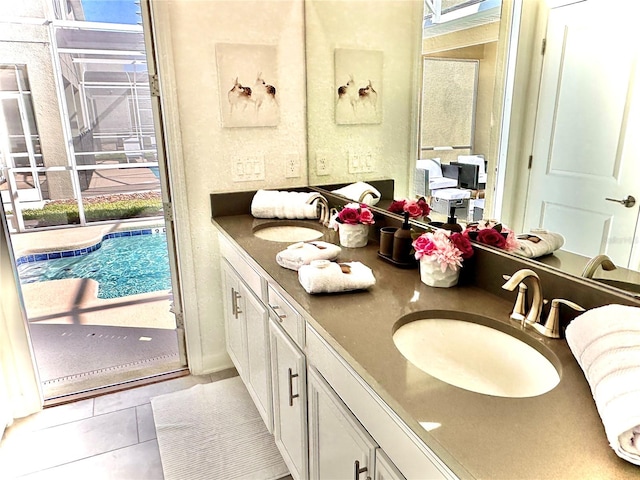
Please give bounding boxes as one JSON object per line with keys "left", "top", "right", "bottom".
{"left": 16, "top": 228, "right": 171, "bottom": 299}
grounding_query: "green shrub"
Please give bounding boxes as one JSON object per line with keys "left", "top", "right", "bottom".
{"left": 21, "top": 198, "right": 163, "bottom": 226}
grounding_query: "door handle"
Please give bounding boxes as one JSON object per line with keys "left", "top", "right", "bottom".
{"left": 605, "top": 195, "right": 636, "bottom": 208}
{"left": 287, "top": 368, "right": 299, "bottom": 406}
{"left": 233, "top": 290, "right": 242, "bottom": 317}
{"left": 354, "top": 460, "right": 371, "bottom": 480}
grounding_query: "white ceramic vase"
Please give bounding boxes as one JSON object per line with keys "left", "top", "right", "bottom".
{"left": 419, "top": 256, "right": 460, "bottom": 288}
{"left": 338, "top": 223, "right": 369, "bottom": 248}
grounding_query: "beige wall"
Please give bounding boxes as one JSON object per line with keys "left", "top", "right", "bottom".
{"left": 305, "top": 0, "right": 423, "bottom": 195}
{"left": 151, "top": 0, "right": 307, "bottom": 373}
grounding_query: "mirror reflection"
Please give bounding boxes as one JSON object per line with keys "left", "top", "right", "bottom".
{"left": 306, "top": 0, "right": 640, "bottom": 297}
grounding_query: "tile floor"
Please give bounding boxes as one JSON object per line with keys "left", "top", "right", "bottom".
{"left": 0, "top": 370, "right": 238, "bottom": 479}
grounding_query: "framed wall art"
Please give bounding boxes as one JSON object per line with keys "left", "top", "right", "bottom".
{"left": 334, "top": 48, "right": 383, "bottom": 125}
{"left": 216, "top": 43, "right": 279, "bottom": 128}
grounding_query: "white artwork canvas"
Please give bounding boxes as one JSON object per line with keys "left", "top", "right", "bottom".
{"left": 216, "top": 43, "right": 279, "bottom": 128}
{"left": 335, "top": 49, "right": 383, "bottom": 125}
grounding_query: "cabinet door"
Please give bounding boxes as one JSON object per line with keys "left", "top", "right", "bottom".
{"left": 375, "top": 448, "right": 406, "bottom": 480}
{"left": 242, "top": 280, "right": 272, "bottom": 432}
{"left": 308, "top": 366, "right": 377, "bottom": 480}
{"left": 270, "top": 319, "right": 308, "bottom": 480}
{"left": 222, "top": 260, "right": 246, "bottom": 375}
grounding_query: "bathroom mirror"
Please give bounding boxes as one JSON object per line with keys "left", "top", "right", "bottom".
{"left": 304, "top": 0, "right": 640, "bottom": 297}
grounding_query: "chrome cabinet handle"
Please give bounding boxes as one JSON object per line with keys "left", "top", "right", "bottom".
{"left": 271, "top": 304, "right": 287, "bottom": 322}
{"left": 233, "top": 290, "right": 242, "bottom": 317}
{"left": 287, "top": 368, "right": 299, "bottom": 406}
{"left": 231, "top": 287, "right": 237, "bottom": 319}
{"left": 605, "top": 195, "right": 636, "bottom": 208}
{"left": 354, "top": 460, "right": 370, "bottom": 480}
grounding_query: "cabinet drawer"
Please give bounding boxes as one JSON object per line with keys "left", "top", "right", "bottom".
{"left": 268, "top": 284, "right": 305, "bottom": 347}
{"left": 219, "top": 234, "right": 264, "bottom": 299}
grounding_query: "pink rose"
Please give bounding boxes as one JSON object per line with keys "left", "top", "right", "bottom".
{"left": 450, "top": 232, "right": 474, "bottom": 259}
{"left": 403, "top": 201, "right": 423, "bottom": 218}
{"left": 359, "top": 208, "right": 375, "bottom": 225}
{"left": 412, "top": 234, "right": 437, "bottom": 258}
{"left": 388, "top": 200, "right": 406, "bottom": 215}
{"left": 476, "top": 229, "right": 507, "bottom": 249}
{"left": 417, "top": 197, "right": 431, "bottom": 216}
{"left": 338, "top": 207, "right": 360, "bottom": 225}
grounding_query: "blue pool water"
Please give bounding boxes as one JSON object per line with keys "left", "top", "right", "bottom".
{"left": 17, "top": 231, "right": 171, "bottom": 299}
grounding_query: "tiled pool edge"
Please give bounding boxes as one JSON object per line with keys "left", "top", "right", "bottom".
{"left": 15, "top": 227, "right": 167, "bottom": 267}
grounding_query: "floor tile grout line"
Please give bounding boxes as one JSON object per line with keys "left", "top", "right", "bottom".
{"left": 15, "top": 438, "right": 161, "bottom": 478}
{"left": 10, "top": 404, "right": 138, "bottom": 438}
{"left": 135, "top": 404, "right": 140, "bottom": 444}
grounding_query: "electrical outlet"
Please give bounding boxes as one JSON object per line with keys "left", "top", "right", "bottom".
{"left": 348, "top": 150, "right": 360, "bottom": 174}
{"left": 285, "top": 153, "right": 301, "bottom": 178}
{"left": 316, "top": 150, "right": 330, "bottom": 176}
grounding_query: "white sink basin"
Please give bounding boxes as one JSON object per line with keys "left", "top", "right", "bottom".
{"left": 253, "top": 224, "right": 324, "bottom": 242}
{"left": 393, "top": 315, "right": 560, "bottom": 398}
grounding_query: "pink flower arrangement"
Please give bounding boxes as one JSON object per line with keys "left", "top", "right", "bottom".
{"left": 388, "top": 197, "right": 431, "bottom": 219}
{"left": 330, "top": 203, "right": 375, "bottom": 229}
{"left": 412, "top": 229, "right": 474, "bottom": 272}
{"left": 463, "top": 219, "right": 519, "bottom": 251}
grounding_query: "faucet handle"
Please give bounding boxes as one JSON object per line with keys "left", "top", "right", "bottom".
{"left": 503, "top": 274, "right": 528, "bottom": 323}
{"left": 536, "top": 298, "right": 585, "bottom": 338}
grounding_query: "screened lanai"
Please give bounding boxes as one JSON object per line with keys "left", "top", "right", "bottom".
{"left": 1, "top": 2, "right": 162, "bottom": 232}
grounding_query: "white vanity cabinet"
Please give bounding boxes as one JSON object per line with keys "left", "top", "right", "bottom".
{"left": 270, "top": 316, "right": 308, "bottom": 480}
{"left": 375, "top": 449, "right": 407, "bottom": 480}
{"left": 221, "top": 257, "right": 273, "bottom": 432}
{"left": 218, "top": 232, "right": 454, "bottom": 480}
{"left": 308, "top": 366, "right": 395, "bottom": 480}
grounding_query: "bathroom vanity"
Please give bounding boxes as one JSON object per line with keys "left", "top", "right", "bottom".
{"left": 212, "top": 198, "right": 640, "bottom": 479}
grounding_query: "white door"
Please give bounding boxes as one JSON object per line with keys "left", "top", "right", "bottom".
{"left": 524, "top": 0, "right": 640, "bottom": 268}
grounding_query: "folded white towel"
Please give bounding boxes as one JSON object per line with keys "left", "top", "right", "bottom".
{"left": 332, "top": 182, "right": 381, "bottom": 206}
{"left": 565, "top": 304, "right": 640, "bottom": 465}
{"left": 251, "top": 190, "right": 321, "bottom": 219}
{"left": 298, "top": 260, "right": 376, "bottom": 294}
{"left": 276, "top": 241, "right": 342, "bottom": 271}
{"left": 514, "top": 229, "right": 565, "bottom": 258}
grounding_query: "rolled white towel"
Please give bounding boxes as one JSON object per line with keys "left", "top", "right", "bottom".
{"left": 276, "top": 241, "right": 342, "bottom": 271}
{"left": 298, "top": 260, "right": 375, "bottom": 294}
{"left": 565, "top": 304, "right": 640, "bottom": 465}
{"left": 514, "top": 229, "right": 565, "bottom": 258}
{"left": 332, "top": 182, "right": 381, "bottom": 206}
{"left": 251, "top": 190, "right": 320, "bottom": 219}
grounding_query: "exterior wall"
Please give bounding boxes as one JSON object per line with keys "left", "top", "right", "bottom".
{"left": 0, "top": 7, "right": 74, "bottom": 200}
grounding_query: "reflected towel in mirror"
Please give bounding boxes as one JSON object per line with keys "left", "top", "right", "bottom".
{"left": 514, "top": 229, "right": 565, "bottom": 258}
{"left": 331, "top": 182, "right": 381, "bottom": 206}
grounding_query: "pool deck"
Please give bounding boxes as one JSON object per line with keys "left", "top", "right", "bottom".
{"left": 11, "top": 219, "right": 176, "bottom": 330}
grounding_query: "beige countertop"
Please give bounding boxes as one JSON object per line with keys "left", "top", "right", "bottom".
{"left": 213, "top": 214, "right": 639, "bottom": 480}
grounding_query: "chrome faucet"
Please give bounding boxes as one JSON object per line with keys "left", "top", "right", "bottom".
{"left": 358, "top": 189, "right": 380, "bottom": 204}
{"left": 581, "top": 254, "right": 617, "bottom": 278}
{"left": 502, "top": 269, "right": 543, "bottom": 326}
{"left": 316, "top": 196, "right": 330, "bottom": 227}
